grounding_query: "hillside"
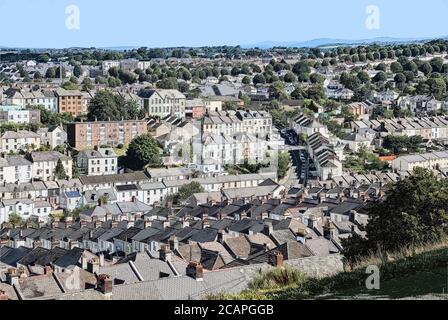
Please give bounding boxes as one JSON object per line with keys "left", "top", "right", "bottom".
{"left": 211, "top": 241, "right": 448, "bottom": 300}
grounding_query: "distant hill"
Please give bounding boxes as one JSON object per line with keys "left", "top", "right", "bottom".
{"left": 244, "top": 36, "right": 446, "bottom": 49}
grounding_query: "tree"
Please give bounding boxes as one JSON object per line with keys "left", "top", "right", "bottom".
{"left": 383, "top": 135, "right": 423, "bottom": 154}
{"left": 176, "top": 182, "right": 205, "bottom": 203}
{"left": 390, "top": 61, "right": 403, "bottom": 73}
{"left": 430, "top": 57, "right": 444, "bottom": 73}
{"left": 277, "top": 152, "right": 291, "bottom": 179}
{"left": 8, "top": 213, "right": 24, "bottom": 227}
{"left": 242, "top": 76, "right": 251, "bottom": 85}
{"left": 55, "top": 159, "right": 67, "bottom": 180}
{"left": 419, "top": 62, "right": 432, "bottom": 76}
{"left": 373, "top": 71, "right": 387, "bottom": 83}
{"left": 253, "top": 74, "right": 266, "bottom": 85}
{"left": 45, "top": 67, "right": 56, "bottom": 78}
{"left": 342, "top": 168, "right": 448, "bottom": 263}
{"left": 55, "top": 66, "right": 66, "bottom": 79}
{"left": 87, "top": 90, "right": 142, "bottom": 121}
{"left": 73, "top": 64, "right": 83, "bottom": 78}
{"left": 283, "top": 72, "right": 297, "bottom": 83}
{"left": 125, "top": 134, "right": 163, "bottom": 170}
{"left": 309, "top": 73, "right": 324, "bottom": 84}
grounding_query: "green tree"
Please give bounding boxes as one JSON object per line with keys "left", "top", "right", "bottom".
{"left": 87, "top": 90, "right": 142, "bottom": 121}
{"left": 73, "top": 64, "right": 83, "bottom": 77}
{"left": 342, "top": 168, "right": 448, "bottom": 263}
{"left": 55, "top": 159, "right": 67, "bottom": 179}
{"left": 125, "top": 134, "right": 163, "bottom": 170}
{"left": 176, "top": 182, "right": 205, "bottom": 203}
{"left": 277, "top": 152, "right": 291, "bottom": 179}
{"left": 8, "top": 213, "right": 24, "bottom": 227}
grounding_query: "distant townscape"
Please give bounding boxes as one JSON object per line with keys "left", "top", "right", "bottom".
{"left": 1, "top": 40, "right": 448, "bottom": 300}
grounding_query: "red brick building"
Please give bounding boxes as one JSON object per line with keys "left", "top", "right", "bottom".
{"left": 66, "top": 119, "right": 148, "bottom": 150}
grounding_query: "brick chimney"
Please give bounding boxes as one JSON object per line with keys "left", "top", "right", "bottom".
{"left": 44, "top": 266, "right": 53, "bottom": 275}
{"left": 88, "top": 257, "right": 100, "bottom": 274}
{"left": 186, "top": 262, "right": 204, "bottom": 281}
{"left": 323, "top": 219, "right": 336, "bottom": 240}
{"left": 169, "top": 236, "right": 179, "bottom": 251}
{"left": 159, "top": 244, "right": 172, "bottom": 263}
{"left": 0, "top": 290, "right": 10, "bottom": 301}
{"left": 263, "top": 222, "right": 273, "bottom": 236}
{"left": 97, "top": 274, "right": 113, "bottom": 296}
{"left": 270, "top": 251, "right": 284, "bottom": 268}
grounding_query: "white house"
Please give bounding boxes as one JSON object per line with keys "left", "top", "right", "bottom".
{"left": 76, "top": 148, "right": 118, "bottom": 176}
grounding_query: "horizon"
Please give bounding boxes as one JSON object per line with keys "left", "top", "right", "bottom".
{"left": 0, "top": 0, "right": 447, "bottom": 49}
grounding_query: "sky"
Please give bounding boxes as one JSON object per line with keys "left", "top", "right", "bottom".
{"left": 0, "top": 0, "right": 448, "bottom": 48}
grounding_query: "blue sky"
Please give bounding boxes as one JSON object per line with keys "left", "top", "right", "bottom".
{"left": 0, "top": 0, "right": 447, "bottom": 48}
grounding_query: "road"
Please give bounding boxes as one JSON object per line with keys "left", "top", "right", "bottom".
{"left": 279, "top": 129, "right": 310, "bottom": 188}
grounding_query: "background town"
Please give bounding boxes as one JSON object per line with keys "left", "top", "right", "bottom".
{"left": 0, "top": 40, "right": 447, "bottom": 299}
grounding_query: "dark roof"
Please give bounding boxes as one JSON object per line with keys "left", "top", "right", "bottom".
{"left": 116, "top": 184, "right": 139, "bottom": 192}
{"left": 114, "top": 227, "right": 142, "bottom": 242}
{"left": 0, "top": 246, "right": 32, "bottom": 267}
{"left": 17, "top": 247, "right": 49, "bottom": 266}
{"left": 188, "top": 228, "right": 218, "bottom": 243}
{"left": 330, "top": 201, "right": 362, "bottom": 215}
{"left": 53, "top": 247, "right": 85, "bottom": 269}
{"left": 34, "top": 247, "right": 68, "bottom": 266}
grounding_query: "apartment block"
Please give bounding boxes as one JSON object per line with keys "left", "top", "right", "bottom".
{"left": 66, "top": 119, "right": 148, "bottom": 150}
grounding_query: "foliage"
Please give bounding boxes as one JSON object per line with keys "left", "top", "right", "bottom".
{"left": 125, "top": 134, "right": 163, "bottom": 170}
{"left": 277, "top": 152, "right": 291, "bottom": 179}
{"left": 382, "top": 135, "right": 423, "bottom": 154}
{"left": 55, "top": 159, "right": 67, "bottom": 180}
{"left": 87, "top": 90, "right": 144, "bottom": 121}
{"left": 8, "top": 213, "right": 24, "bottom": 227}
{"left": 344, "top": 146, "right": 389, "bottom": 173}
{"left": 342, "top": 168, "right": 448, "bottom": 263}
{"left": 167, "top": 182, "right": 205, "bottom": 205}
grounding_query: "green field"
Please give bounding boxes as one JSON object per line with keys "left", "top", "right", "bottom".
{"left": 325, "top": 267, "right": 448, "bottom": 299}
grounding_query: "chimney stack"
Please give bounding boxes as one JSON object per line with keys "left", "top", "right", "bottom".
{"left": 0, "top": 290, "right": 10, "bottom": 301}
{"left": 323, "top": 219, "right": 336, "bottom": 240}
{"left": 87, "top": 257, "right": 100, "bottom": 274}
{"left": 263, "top": 222, "right": 273, "bottom": 236}
{"left": 270, "top": 251, "right": 284, "bottom": 268}
{"left": 159, "top": 244, "right": 172, "bottom": 263}
{"left": 186, "top": 262, "right": 204, "bottom": 281}
{"left": 97, "top": 274, "right": 113, "bottom": 297}
{"left": 44, "top": 266, "right": 53, "bottom": 275}
{"left": 169, "top": 236, "right": 179, "bottom": 251}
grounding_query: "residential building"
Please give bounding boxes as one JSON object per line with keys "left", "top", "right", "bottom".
{"left": 37, "top": 125, "right": 67, "bottom": 150}
{"left": 28, "top": 151, "right": 73, "bottom": 181}
{"left": 291, "top": 114, "right": 329, "bottom": 138}
{"left": 65, "top": 119, "right": 148, "bottom": 150}
{"left": 1, "top": 130, "right": 41, "bottom": 154}
{"left": 76, "top": 148, "right": 118, "bottom": 176}
{"left": 54, "top": 88, "right": 85, "bottom": 117}
{"left": 0, "top": 156, "right": 33, "bottom": 183}
{"left": 391, "top": 151, "right": 448, "bottom": 172}
{"left": 138, "top": 89, "right": 186, "bottom": 118}
{"left": 0, "top": 105, "right": 40, "bottom": 124}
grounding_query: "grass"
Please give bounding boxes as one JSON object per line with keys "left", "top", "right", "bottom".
{"left": 209, "top": 240, "right": 448, "bottom": 300}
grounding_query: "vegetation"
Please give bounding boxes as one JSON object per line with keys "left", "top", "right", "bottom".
{"left": 87, "top": 90, "right": 144, "bottom": 121}
{"left": 343, "top": 168, "right": 448, "bottom": 263}
{"left": 54, "top": 159, "right": 67, "bottom": 180}
{"left": 210, "top": 240, "right": 448, "bottom": 300}
{"left": 166, "top": 182, "right": 205, "bottom": 205}
{"left": 125, "top": 134, "right": 163, "bottom": 170}
{"left": 382, "top": 135, "right": 424, "bottom": 155}
{"left": 344, "top": 146, "right": 389, "bottom": 173}
{"left": 277, "top": 152, "right": 291, "bottom": 179}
